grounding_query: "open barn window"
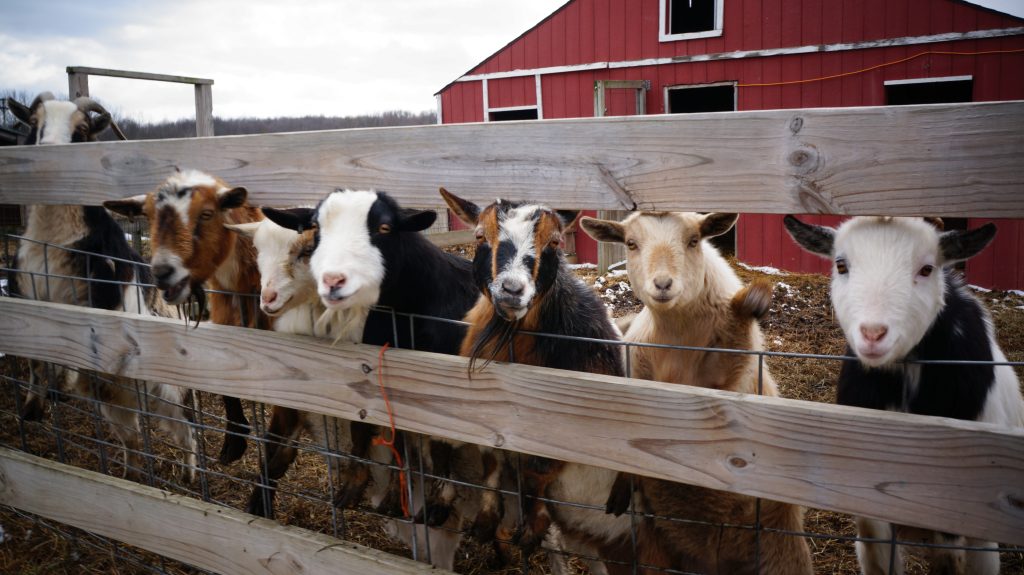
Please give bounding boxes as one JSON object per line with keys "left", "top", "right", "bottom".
{"left": 665, "top": 82, "right": 736, "bottom": 114}
{"left": 885, "top": 76, "right": 973, "bottom": 106}
{"left": 488, "top": 107, "right": 539, "bottom": 122}
{"left": 661, "top": 0, "right": 723, "bottom": 41}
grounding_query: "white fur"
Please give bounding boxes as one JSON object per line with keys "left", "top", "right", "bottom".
{"left": 831, "top": 218, "right": 943, "bottom": 367}
{"left": 34, "top": 101, "right": 77, "bottom": 144}
{"left": 310, "top": 191, "right": 385, "bottom": 311}
{"left": 490, "top": 204, "right": 541, "bottom": 318}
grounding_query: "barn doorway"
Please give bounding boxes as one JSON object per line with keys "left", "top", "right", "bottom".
{"left": 666, "top": 82, "right": 737, "bottom": 255}
{"left": 488, "top": 108, "right": 539, "bottom": 122}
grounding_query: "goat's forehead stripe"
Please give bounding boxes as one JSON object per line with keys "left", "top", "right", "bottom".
{"left": 36, "top": 101, "right": 77, "bottom": 144}
{"left": 315, "top": 190, "right": 379, "bottom": 239}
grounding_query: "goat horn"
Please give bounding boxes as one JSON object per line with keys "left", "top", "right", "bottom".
{"left": 29, "top": 91, "right": 56, "bottom": 110}
{"left": 73, "top": 97, "right": 128, "bottom": 140}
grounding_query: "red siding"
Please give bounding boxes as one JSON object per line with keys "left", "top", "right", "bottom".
{"left": 440, "top": 0, "right": 1024, "bottom": 287}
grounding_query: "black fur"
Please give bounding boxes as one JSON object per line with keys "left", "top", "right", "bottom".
{"left": 71, "top": 206, "right": 152, "bottom": 311}
{"left": 837, "top": 274, "right": 995, "bottom": 421}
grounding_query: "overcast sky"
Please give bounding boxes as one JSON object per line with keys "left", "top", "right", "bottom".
{"left": 3, "top": 1, "right": 1020, "bottom": 123}
{"left": 0, "top": 0, "right": 566, "bottom": 122}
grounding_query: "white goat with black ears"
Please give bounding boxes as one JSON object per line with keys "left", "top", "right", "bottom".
{"left": 785, "top": 215, "right": 1024, "bottom": 575}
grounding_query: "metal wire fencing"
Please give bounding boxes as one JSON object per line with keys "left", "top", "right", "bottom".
{"left": 1, "top": 231, "right": 1022, "bottom": 575}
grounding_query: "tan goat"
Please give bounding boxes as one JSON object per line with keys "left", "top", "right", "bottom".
{"left": 582, "top": 211, "right": 813, "bottom": 575}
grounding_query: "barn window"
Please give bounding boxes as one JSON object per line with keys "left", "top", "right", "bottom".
{"left": 660, "top": 0, "right": 723, "bottom": 41}
{"left": 665, "top": 83, "right": 736, "bottom": 114}
{"left": 884, "top": 76, "right": 973, "bottom": 106}
{"left": 488, "top": 107, "right": 539, "bottom": 122}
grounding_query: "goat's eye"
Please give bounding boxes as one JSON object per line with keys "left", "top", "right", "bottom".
{"left": 378, "top": 223, "right": 392, "bottom": 234}
{"left": 199, "top": 210, "right": 214, "bottom": 221}
{"left": 688, "top": 236, "right": 699, "bottom": 248}
{"left": 918, "top": 264, "right": 934, "bottom": 278}
{"left": 625, "top": 239, "right": 637, "bottom": 251}
{"left": 835, "top": 258, "right": 849, "bottom": 275}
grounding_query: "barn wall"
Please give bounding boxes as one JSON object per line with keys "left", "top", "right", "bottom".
{"left": 439, "top": 0, "right": 1024, "bottom": 287}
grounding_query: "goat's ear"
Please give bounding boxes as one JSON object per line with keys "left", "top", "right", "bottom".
{"left": 217, "top": 186, "right": 248, "bottom": 210}
{"left": 940, "top": 223, "right": 996, "bottom": 265}
{"left": 103, "top": 195, "right": 147, "bottom": 218}
{"left": 700, "top": 213, "right": 738, "bottom": 238}
{"left": 579, "top": 217, "right": 625, "bottom": 244}
{"left": 223, "top": 221, "right": 261, "bottom": 238}
{"left": 262, "top": 207, "right": 316, "bottom": 233}
{"left": 557, "top": 210, "right": 580, "bottom": 233}
{"left": 397, "top": 208, "right": 437, "bottom": 232}
{"left": 783, "top": 215, "right": 834, "bottom": 257}
{"left": 923, "top": 217, "right": 944, "bottom": 231}
{"left": 7, "top": 99, "right": 32, "bottom": 124}
{"left": 439, "top": 187, "right": 481, "bottom": 226}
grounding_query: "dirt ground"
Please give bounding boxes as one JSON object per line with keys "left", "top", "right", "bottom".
{"left": 1, "top": 247, "right": 1022, "bottom": 574}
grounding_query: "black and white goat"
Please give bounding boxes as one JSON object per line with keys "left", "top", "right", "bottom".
{"left": 785, "top": 215, "right": 1024, "bottom": 575}
{"left": 263, "top": 189, "right": 480, "bottom": 569}
{"left": 8, "top": 92, "right": 197, "bottom": 482}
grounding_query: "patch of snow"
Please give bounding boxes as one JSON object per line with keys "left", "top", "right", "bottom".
{"left": 776, "top": 282, "right": 794, "bottom": 296}
{"left": 738, "top": 262, "right": 788, "bottom": 276}
{"left": 773, "top": 338, "right": 784, "bottom": 346}
{"left": 568, "top": 263, "right": 597, "bottom": 270}
{"left": 608, "top": 260, "right": 626, "bottom": 270}
{"left": 969, "top": 284, "right": 992, "bottom": 293}
{"left": 609, "top": 269, "right": 628, "bottom": 278}
{"left": 0, "top": 278, "right": 7, "bottom": 297}
{"left": 1008, "top": 290, "right": 1024, "bottom": 297}
{"left": 1017, "top": 306, "right": 1024, "bottom": 311}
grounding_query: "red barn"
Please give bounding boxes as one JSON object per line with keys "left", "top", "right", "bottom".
{"left": 435, "top": 0, "right": 1024, "bottom": 289}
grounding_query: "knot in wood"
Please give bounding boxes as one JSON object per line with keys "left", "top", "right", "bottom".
{"left": 358, "top": 408, "right": 368, "bottom": 420}
{"left": 789, "top": 148, "right": 813, "bottom": 168}
{"left": 361, "top": 363, "right": 372, "bottom": 374}
{"left": 492, "top": 433, "right": 505, "bottom": 448}
{"left": 789, "top": 117, "right": 804, "bottom": 134}
{"left": 729, "top": 456, "right": 748, "bottom": 469}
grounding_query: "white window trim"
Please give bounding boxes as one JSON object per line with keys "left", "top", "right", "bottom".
{"left": 659, "top": 0, "right": 724, "bottom": 43}
{"left": 482, "top": 76, "right": 544, "bottom": 121}
{"left": 884, "top": 75, "right": 973, "bottom": 86}
{"left": 663, "top": 81, "right": 737, "bottom": 113}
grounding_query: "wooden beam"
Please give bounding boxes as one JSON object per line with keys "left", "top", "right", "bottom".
{"left": 0, "top": 447, "right": 446, "bottom": 575}
{"left": 194, "top": 84, "right": 214, "bottom": 138}
{"left": 66, "top": 66, "right": 214, "bottom": 85}
{"left": 1, "top": 102, "right": 1022, "bottom": 217}
{"left": 426, "top": 229, "right": 475, "bottom": 247}
{"left": 0, "top": 298, "right": 1021, "bottom": 545}
{"left": 67, "top": 72, "right": 90, "bottom": 100}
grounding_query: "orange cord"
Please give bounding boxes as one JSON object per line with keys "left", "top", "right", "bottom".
{"left": 737, "top": 48, "right": 1024, "bottom": 88}
{"left": 371, "top": 342, "right": 410, "bottom": 518}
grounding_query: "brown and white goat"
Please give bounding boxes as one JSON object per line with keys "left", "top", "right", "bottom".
{"left": 441, "top": 189, "right": 632, "bottom": 572}
{"left": 105, "top": 169, "right": 267, "bottom": 465}
{"left": 9, "top": 92, "right": 197, "bottom": 482}
{"left": 582, "top": 211, "right": 813, "bottom": 575}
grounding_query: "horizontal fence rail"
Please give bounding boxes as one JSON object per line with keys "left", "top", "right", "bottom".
{"left": 0, "top": 447, "right": 449, "bottom": 575}
{"left": 0, "top": 298, "right": 1021, "bottom": 546}
{"left": 1, "top": 101, "right": 1023, "bottom": 216}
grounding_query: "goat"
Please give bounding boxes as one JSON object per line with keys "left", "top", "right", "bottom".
{"left": 785, "top": 215, "right": 1024, "bottom": 575}
{"left": 262, "top": 189, "right": 480, "bottom": 568}
{"left": 582, "top": 212, "right": 812, "bottom": 574}
{"left": 440, "top": 189, "right": 631, "bottom": 572}
{"left": 8, "top": 92, "right": 197, "bottom": 483}
{"left": 104, "top": 169, "right": 266, "bottom": 465}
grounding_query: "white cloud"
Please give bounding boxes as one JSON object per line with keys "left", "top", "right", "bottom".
{"left": 2, "top": 0, "right": 565, "bottom": 121}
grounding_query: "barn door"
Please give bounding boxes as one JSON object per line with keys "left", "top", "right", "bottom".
{"left": 593, "top": 80, "right": 649, "bottom": 272}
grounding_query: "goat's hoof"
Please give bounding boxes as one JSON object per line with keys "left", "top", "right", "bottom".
{"left": 471, "top": 511, "right": 500, "bottom": 543}
{"left": 245, "top": 491, "right": 275, "bottom": 519}
{"left": 218, "top": 436, "right": 248, "bottom": 465}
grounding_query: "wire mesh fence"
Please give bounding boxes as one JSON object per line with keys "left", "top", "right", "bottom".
{"left": 1, "top": 230, "right": 1022, "bottom": 575}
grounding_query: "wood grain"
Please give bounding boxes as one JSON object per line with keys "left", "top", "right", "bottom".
{"left": 0, "top": 447, "right": 446, "bottom": 575}
{"left": 1, "top": 102, "right": 1021, "bottom": 217}
{"left": 1, "top": 298, "right": 1021, "bottom": 545}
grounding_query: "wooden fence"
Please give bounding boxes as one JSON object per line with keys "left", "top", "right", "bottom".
{"left": 1, "top": 101, "right": 1023, "bottom": 572}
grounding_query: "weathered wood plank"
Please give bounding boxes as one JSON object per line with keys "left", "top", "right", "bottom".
{"left": 427, "top": 229, "right": 475, "bottom": 247}
{"left": 0, "top": 447, "right": 446, "bottom": 575}
{"left": 66, "top": 66, "right": 214, "bottom": 85}
{"left": 1, "top": 102, "right": 1021, "bottom": 217}
{"left": 0, "top": 298, "right": 1022, "bottom": 544}
{"left": 194, "top": 84, "right": 214, "bottom": 138}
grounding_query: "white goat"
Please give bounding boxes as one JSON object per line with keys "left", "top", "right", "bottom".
{"left": 785, "top": 215, "right": 1024, "bottom": 575}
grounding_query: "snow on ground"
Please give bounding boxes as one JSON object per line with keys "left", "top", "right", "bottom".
{"left": 737, "top": 262, "right": 788, "bottom": 276}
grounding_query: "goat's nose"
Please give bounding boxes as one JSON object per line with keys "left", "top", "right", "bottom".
{"left": 501, "top": 278, "right": 525, "bottom": 297}
{"left": 322, "top": 272, "right": 347, "bottom": 290}
{"left": 653, "top": 277, "right": 673, "bottom": 291}
{"left": 860, "top": 323, "right": 888, "bottom": 343}
{"left": 261, "top": 289, "right": 278, "bottom": 305}
{"left": 152, "top": 264, "right": 174, "bottom": 283}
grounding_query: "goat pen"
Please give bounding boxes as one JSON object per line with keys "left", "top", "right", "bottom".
{"left": 0, "top": 101, "right": 1022, "bottom": 574}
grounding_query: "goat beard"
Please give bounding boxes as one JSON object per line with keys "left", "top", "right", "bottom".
{"left": 467, "top": 314, "right": 520, "bottom": 376}
{"left": 178, "top": 282, "right": 206, "bottom": 329}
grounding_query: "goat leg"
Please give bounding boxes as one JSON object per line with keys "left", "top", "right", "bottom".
{"left": 246, "top": 407, "right": 302, "bottom": 518}
{"left": 333, "top": 421, "right": 377, "bottom": 509}
{"left": 514, "top": 456, "right": 565, "bottom": 554}
{"left": 471, "top": 447, "right": 504, "bottom": 542}
{"left": 605, "top": 472, "right": 634, "bottom": 516}
{"left": 218, "top": 395, "right": 250, "bottom": 464}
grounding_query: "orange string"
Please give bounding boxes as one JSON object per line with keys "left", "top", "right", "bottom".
{"left": 371, "top": 342, "right": 410, "bottom": 518}
{"left": 737, "top": 48, "right": 1024, "bottom": 88}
